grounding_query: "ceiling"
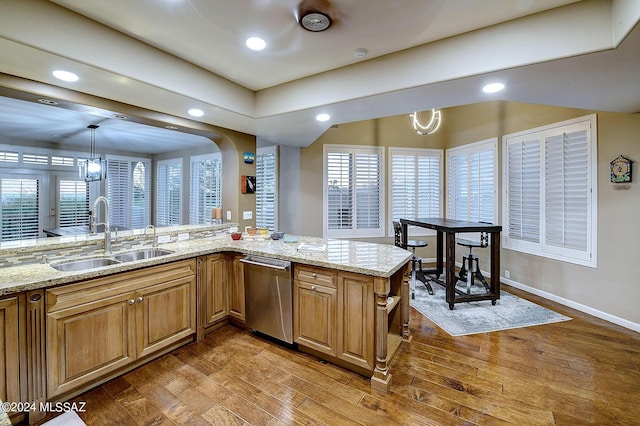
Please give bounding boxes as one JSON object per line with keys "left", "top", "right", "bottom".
{"left": 1, "top": 0, "right": 639, "bottom": 151}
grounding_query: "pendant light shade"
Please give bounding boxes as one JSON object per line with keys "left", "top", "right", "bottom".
{"left": 79, "top": 124, "right": 107, "bottom": 182}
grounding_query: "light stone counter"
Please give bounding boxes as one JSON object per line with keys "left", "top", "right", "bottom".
{"left": 0, "top": 232, "right": 412, "bottom": 296}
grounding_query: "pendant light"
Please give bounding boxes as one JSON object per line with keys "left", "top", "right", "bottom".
{"left": 79, "top": 124, "right": 107, "bottom": 182}
{"left": 409, "top": 109, "right": 442, "bottom": 135}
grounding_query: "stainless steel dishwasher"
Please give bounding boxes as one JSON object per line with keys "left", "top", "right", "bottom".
{"left": 241, "top": 255, "right": 293, "bottom": 344}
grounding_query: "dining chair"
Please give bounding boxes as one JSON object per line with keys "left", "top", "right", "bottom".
{"left": 393, "top": 221, "right": 433, "bottom": 298}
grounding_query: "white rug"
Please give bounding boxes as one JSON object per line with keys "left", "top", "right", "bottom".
{"left": 42, "top": 411, "right": 86, "bottom": 426}
{"left": 410, "top": 279, "right": 571, "bottom": 336}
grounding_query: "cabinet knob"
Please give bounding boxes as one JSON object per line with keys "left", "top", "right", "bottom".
{"left": 129, "top": 299, "right": 136, "bottom": 305}
{"left": 311, "top": 285, "right": 316, "bottom": 291}
{"left": 137, "top": 297, "right": 144, "bottom": 303}
{"left": 312, "top": 272, "right": 317, "bottom": 278}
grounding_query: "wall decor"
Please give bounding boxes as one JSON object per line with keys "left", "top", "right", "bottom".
{"left": 244, "top": 152, "right": 255, "bottom": 164}
{"left": 241, "top": 175, "right": 256, "bottom": 193}
{"left": 610, "top": 155, "right": 632, "bottom": 183}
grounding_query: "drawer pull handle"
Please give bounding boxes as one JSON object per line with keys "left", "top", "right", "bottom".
{"left": 311, "top": 285, "right": 316, "bottom": 291}
{"left": 312, "top": 272, "right": 317, "bottom": 278}
{"left": 129, "top": 299, "right": 136, "bottom": 305}
{"left": 137, "top": 297, "right": 144, "bottom": 303}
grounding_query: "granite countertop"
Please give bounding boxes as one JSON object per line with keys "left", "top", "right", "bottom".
{"left": 0, "top": 233, "right": 412, "bottom": 296}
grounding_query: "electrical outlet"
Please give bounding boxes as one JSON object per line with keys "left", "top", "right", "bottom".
{"left": 178, "top": 233, "right": 189, "bottom": 241}
{"left": 226, "top": 210, "right": 231, "bottom": 221}
{"left": 243, "top": 211, "right": 253, "bottom": 220}
{"left": 504, "top": 270, "right": 510, "bottom": 279}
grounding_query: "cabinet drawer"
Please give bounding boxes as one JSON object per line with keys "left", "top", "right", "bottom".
{"left": 295, "top": 265, "right": 337, "bottom": 288}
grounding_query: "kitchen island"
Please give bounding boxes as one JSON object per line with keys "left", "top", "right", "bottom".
{"left": 0, "top": 226, "right": 411, "bottom": 424}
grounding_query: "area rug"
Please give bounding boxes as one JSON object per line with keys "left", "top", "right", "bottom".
{"left": 410, "top": 279, "right": 570, "bottom": 336}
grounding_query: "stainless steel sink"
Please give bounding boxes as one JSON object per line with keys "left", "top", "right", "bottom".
{"left": 112, "top": 248, "right": 174, "bottom": 263}
{"left": 51, "top": 257, "right": 120, "bottom": 272}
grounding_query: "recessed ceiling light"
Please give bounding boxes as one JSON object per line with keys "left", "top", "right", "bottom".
{"left": 245, "top": 37, "right": 266, "bottom": 51}
{"left": 112, "top": 114, "right": 128, "bottom": 120}
{"left": 165, "top": 125, "right": 179, "bottom": 130}
{"left": 188, "top": 108, "right": 204, "bottom": 117}
{"left": 52, "top": 70, "right": 79, "bottom": 82}
{"left": 316, "top": 113, "right": 330, "bottom": 122}
{"left": 482, "top": 82, "right": 505, "bottom": 93}
{"left": 353, "top": 48, "right": 368, "bottom": 59}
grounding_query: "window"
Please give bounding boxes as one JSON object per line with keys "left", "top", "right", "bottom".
{"left": 107, "top": 156, "right": 151, "bottom": 229}
{"left": 156, "top": 158, "right": 182, "bottom": 226}
{"left": 389, "top": 148, "right": 443, "bottom": 235}
{"left": 256, "top": 146, "right": 277, "bottom": 230}
{"left": 503, "top": 115, "right": 597, "bottom": 267}
{"left": 446, "top": 138, "right": 498, "bottom": 223}
{"left": 323, "top": 145, "right": 384, "bottom": 238}
{"left": 189, "top": 153, "right": 222, "bottom": 224}
{"left": 58, "top": 180, "right": 89, "bottom": 227}
{"left": 1, "top": 176, "right": 40, "bottom": 241}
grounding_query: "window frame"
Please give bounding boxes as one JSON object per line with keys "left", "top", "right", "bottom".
{"left": 446, "top": 138, "right": 498, "bottom": 224}
{"left": 323, "top": 144, "right": 385, "bottom": 238}
{"left": 256, "top": 146, "right": 278, "bottom": 231}
{"left": 502, "top": 114, "right": 597, "bottom": 267}
{"left": 388, "top": 147, "right": 443, "bottom": 237}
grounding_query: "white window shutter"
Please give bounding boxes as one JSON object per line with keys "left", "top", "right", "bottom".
{"left": 58, "top": 180, "right": 89, "bottom": 227}
{"left": 1, "top": 177, "right": 40, "bottom": 241}
{"left": 189, "top": 154, "right": 222, "bottom": 224}
{"left": 157, "top": 159, "right": 182, "bottom": 226}
{"left": 506, "top": 137, "right": 541, "bottom": 243}
{"left": 326, "top": 151, "right": 353, "bottom": 231}
{"left": 107, "top": 158, "right": 130, "bottom": 228}
{"left": 256, "top": 148, "right": 277, "bottom": 230}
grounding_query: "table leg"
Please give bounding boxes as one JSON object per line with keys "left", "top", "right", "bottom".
{"left": 445, "top": 232, "right": 456, "bottom": 310}
{"left": 435, "top": 230, "right": 443, "bottom": 278}
{"left": 491, "top": 231, "right": 501, "bottom": 304}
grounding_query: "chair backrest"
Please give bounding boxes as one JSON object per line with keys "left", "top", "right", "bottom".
{"left": 478, "top": 222, "right": 492, "bottom": 248}
{"left": 392, "top": 221, "right": 405, "bottom": 249}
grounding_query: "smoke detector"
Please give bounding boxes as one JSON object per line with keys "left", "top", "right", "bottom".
{"left": 298, "top": 0, "right": 334, "bottom": 32}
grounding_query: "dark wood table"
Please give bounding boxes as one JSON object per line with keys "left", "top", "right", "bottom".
{"left": 400, "top": 218, "right": 502, "bottom": 310}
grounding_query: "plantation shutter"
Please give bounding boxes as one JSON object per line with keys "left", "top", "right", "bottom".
{"left": 256, "top": 148, "right": 277, "bottom": 230}
{"left": 1, "top": 177, "right": 40, "bottom": 241}
{"left": 325, "top": 146, "right": 384, "bottom": 237}
{"left": 390, "top": 149, "right": 441, "bottom": 233}
{"left": 58, "top": 180, "right": 89, "bottom": 227}
{"left": 506, "top": 137, "right": 541, "bottom": 243}
{"left": 157, "top": 159, "right": 182, "bottom": 226}
{"left": 189, "top": 154, "right": 222, "bottom": 224}
{"left": 131, "top": 161, "right": 150, "bottom": 229}
{"left": 327, "top": 150, "right": 353, "bottom": 231}
{"left": 447, "top": 139, "right": 497, "bottom": 224}
{"left": 107, "top": 158, "right": 130, "bottom": 228}
{"left": 544, "top": 128, "right": 589, "bottom": 251}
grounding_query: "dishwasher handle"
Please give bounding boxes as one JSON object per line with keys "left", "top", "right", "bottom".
{"left": 240, "top": 255, "right": 291, "bottom": 271}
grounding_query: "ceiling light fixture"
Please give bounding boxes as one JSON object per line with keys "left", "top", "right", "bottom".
{"left": 298, "top": 0, "right": 334, "bottom": 32}
{"left": 482, "top": 82, "right": 505, "bottom": 93}
{"left": 37, "top": 98, "right": 58, "bottom": 105}
{"left": 188, "top": 108, "right": 204, "bottom": 117}
{"left": 353, "top": 48, "right": 368, "bottom": 59}
{"left": 409, "top": 109, "right": 442, "bottom": 135}
{"left": 79, "top": 124, "right": 107, "bottom": 182}
{"left": 316, "top": 113, "right": 330, "bottom": 122}
{"left": 245, "top": 36, "right": 266, "bottom": 51}
{"left": 52, "top": 70, "right": 79, "bottom": 82}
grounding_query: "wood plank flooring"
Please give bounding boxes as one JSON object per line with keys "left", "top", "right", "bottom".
{"left": 37, "top": 285, "right": 640, "bottom": 425}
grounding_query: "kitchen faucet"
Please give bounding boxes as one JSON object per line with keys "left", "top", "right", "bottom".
{"left": 145, "top": 225, "right": 157, "bottom": 248}
{"left": 91, "top": 196, "right": 111, "bottom": 254}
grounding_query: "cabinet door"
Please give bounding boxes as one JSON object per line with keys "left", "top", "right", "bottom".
{"left": 136, "top": 275, "right": 196, "bottom": 359}
{"left": 293, "top": 281, "right": 336, "bottom": 356}
{"left": 0, "top": 297, "right": 20, "bottom": 413}
{"left": 228, "top": 254, "right": 245, "bottom": 321}
{"left": 46, "top": 293, "right": 135, "bottom": 398}
{"left": 202, "top": 254, "right": 228, "bottom": 326}
{"left": 337, "top": 273, "right": 374, "bottom": 370}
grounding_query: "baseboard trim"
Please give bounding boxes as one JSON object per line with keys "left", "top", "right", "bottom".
{"left": 503, "top": 277, "right": 640, "bottom": 333}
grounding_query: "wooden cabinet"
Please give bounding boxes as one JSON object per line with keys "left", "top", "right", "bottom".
{"left": 46, "top": 259, "right": 196, "bottom": 399}
{"left": 337, "top": 272, "right": 374, "bottom": 370}
{"left": 0, "top": 296, "right": 22, "bottom": 420}
{"left": 294, "top": 265, "right": 375, "bottom": 370}
{"left": 228, "top": 253, "right": 245, "bottom": 322}
{"left": 197, "top": 254, "right": 228, "bottom": 335}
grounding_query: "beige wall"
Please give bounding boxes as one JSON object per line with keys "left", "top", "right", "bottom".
{"left": 299, "top": 101, "right": 640, "bottom": 327}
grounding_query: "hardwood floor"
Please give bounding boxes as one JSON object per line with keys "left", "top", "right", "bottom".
{"left": 38, "top": 285, "right": 640, "bottom": 425}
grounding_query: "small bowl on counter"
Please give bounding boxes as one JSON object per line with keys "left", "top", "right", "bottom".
{"left": 270, "top": 231, "right": 285, "bottom": 240}
{"left": 257, "top": 228, "right": 270, "bottom": 236}
{"left": 230, "top": 232, "right": 242, "bottom": 240}
{"left": 246, "top": 227, "right": 258, "bottom": 236}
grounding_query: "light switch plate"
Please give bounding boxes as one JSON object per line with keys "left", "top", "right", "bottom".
{"left": 157, "top": 235, "right": 171, "bottom": 244}
{"left": 243, "top": 211, "right": 253, "bottom": 220}
{"left": 226, "top": 210, "right": 231, "bottom": 221}
{"left": 178, "top": 233, "right": 189, "bottom": 241}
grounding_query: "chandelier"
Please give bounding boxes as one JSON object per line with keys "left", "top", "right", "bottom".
{"left": 409, "top": 109, "right": 442, "bottom": 135}
{"left": 79, "top": 124, "right": 107, "bottom": 182}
